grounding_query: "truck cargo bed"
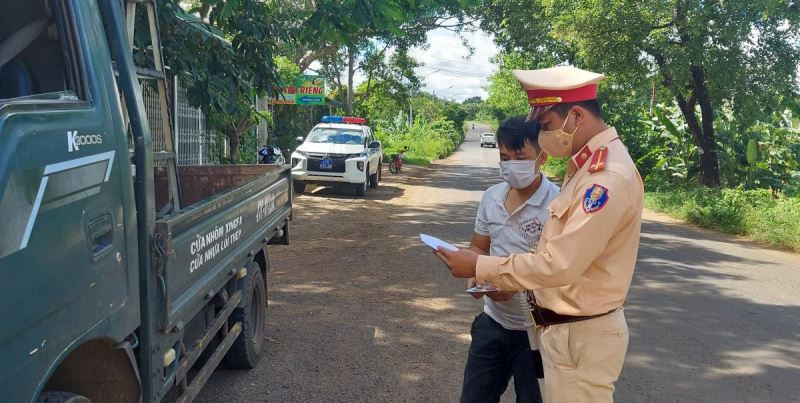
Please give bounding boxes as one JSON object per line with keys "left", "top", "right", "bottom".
{"left": 154, "top": 164, "right": 291, "bottom": 331}
{"left": 155, "top": 164, "right": 285, "bottom": 208}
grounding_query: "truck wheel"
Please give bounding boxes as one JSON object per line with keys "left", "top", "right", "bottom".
{"left": 369, "top": 164, "right": 379, "bottom": 189}
{"left": 293, "top": 181, "right": 305, "bottom": 195}
{"left": 37, "top": 392, "right": 91, "bottom": 403}
{"left": 225, "top": 263, "right": 267, "bottom": 369}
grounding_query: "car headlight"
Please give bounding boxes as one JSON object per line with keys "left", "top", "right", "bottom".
{"left": 349, "top": 151, "right": 369, "bottom": 159}
{"left": 294, "top": 150, "right": 307, "bottom": 158}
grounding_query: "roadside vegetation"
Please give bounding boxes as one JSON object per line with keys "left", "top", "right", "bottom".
{"left": 645, "top": 185, "right": 800, "bottom": 252}
{"left": 472, "top": 1, "right": 800, "bottom": 251}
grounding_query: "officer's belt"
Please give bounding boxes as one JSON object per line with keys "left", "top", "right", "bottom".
{"left": 531, "top": 305, "right": 617, "bottom": 327}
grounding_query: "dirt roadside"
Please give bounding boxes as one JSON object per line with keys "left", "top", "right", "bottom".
{"left": 198, "top": 127, "right": 510, "bottom": 402}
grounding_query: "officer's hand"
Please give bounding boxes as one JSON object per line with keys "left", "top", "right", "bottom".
{"left": 435, "top": 247, "right": 478, "bottom": 278}
{"left": 466, "top": 278, "right": 483, "bottom": 299}
{"left": 487, "top": 291, "right": 515, "bottom": 302}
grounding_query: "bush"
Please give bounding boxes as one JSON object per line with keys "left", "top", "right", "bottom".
{"left": 542, "top": 157, "right": 568, "bottom": 179}
{"left": 644, "top": 180, "right": 800, "bottom": 251}
{"left": 375, "top": 114, "right": 465, "bottom": 165}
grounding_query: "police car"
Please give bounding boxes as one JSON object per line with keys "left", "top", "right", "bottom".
{"left": 291, "top": 116, "right": 382, "bottom": 197}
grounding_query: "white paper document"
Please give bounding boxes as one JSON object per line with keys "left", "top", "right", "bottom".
{"left": 420, "top": 234, "right": 458, "bottom": 252}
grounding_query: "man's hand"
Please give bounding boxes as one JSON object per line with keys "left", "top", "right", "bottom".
{"left": 466, "top": 278, "right": 483, "bottom": 299}
{"left": 435, "top": 247, "right": 479, "bottom": 278}
{"left": 487, "top": 290, "right": 515, "bottom": 302}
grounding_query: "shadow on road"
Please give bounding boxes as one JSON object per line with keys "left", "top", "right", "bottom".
{"left": 200, "top": 178, "right": 492, "bottom": 402}
{"left": 301, "top": 183, "right": 406, "bottom": 201}
{"left": 619, "top": 219, "right": 800, "bottom": 402}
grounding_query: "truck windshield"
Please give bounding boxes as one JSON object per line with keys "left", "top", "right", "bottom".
{"left": 306, "top": 128, "right": 364, "bottom": 144}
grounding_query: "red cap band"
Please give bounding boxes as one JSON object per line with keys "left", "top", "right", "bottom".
{"left": 526, "top": 84, "right": 599, "bottom": 106}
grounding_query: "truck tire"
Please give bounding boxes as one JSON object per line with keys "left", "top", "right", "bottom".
{"left": 37, "top": 392, "right": 91, "bottom": 403}
{"left": 225, "top": 263, "right": 267, "bottom": 369}
{"left": 293, "top": 181, "right": 305, "bottom": 195}
{"left": 369, "top": 164, "right": 379, "bottom": 189}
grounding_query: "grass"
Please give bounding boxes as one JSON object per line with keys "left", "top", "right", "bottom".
{"left": 644, "top": 181, "right": 800, "bottom": 252}
{"left": 377, "top": 118, "right": 465, "bottom": 166}
{"left": 382, "top": 154, "right": 433, "bottom": 167}
{"left": 403, "top": 156, "right": 432, "bottom": 166}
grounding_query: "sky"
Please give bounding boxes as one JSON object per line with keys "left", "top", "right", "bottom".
{"left": 311, "top": 28, "right": 500, "bottom": 103}
{"left": 408, "top": 28, "right": 499, "bottom": 102}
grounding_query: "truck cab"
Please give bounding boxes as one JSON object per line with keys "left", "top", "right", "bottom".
{"left": 290, "top": 116, "right": 382, "bottom": 197}
{"left": 0, "top": 1, "right": 291, "bottom": 402}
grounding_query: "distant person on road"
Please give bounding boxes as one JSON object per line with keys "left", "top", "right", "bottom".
{"left": 437, "top": 66, "right": 644, "bottom": 403}
{"left": 459, "top": 117, "right": 558, "bottom": 403}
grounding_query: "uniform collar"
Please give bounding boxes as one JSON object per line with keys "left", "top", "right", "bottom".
{"left": 567, "top": 127, "right": 619, "bottom": 175}
{"left": 570, "top": 127, "right": 618, "bottom": 168}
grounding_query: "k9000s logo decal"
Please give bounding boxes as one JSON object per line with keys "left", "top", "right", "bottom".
{"left": 67, "top": 130, "right": 103, "bottom": 152}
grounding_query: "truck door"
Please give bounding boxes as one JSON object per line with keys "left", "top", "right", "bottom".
{"left": 0, "top": 1, "right": 139, "bottom": 400}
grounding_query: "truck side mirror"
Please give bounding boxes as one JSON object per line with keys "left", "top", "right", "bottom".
{"left": 368, "top": 141, "right": 381, "bottom": 149}
{"left": 295, "top": 136, "right": 304, "bottom": 144}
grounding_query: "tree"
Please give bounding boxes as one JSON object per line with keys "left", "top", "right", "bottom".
{"left": 353, "top": 49, "right": 421, "bottom": 121}
{"left": 153, "top": 0, "right": 287, "bottom": 162}
{"left": 296, "top": 0, "right": 478, "bottom": 113}
{"left": 479, "top": 0, "right": 800, "bottom": 186}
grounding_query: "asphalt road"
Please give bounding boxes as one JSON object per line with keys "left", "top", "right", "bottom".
{"left": 198, "top": 126, "right": 800, "bottom": 402}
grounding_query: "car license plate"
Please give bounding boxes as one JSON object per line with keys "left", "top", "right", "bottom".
{"left": 320, "top": 158, "right": 333, "bottom": 170}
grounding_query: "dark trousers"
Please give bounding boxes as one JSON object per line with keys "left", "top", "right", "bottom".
{"left": 460, "top": 313, "right": 543, "bottom": 403}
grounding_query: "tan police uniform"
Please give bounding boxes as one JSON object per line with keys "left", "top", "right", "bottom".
{"left": 475, "top": 66, "right": 644, "bottom": 403}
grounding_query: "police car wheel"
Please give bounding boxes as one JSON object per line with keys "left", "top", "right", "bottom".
{"left": 355, "top": 173, "right": 367, "bottom": 197}
{"left": 225, "top": 262, "right": 267, "bottom": 369}
{"left": 36, "top": 392, "right": 91, "bottom": 403}
{"left": 293, "top": 181, "right": 305, "bottom": 195}
{"left": 369, "top": 165, "right": 379, "bottom": 189}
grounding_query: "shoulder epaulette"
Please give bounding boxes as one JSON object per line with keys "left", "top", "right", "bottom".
{"left": 588, "top": 146, "right": 608, "bottom": 173}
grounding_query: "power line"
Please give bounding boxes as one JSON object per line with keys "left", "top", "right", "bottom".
{"left": 416, "top": 65, "right": 492, "bottom": 78}
{"left": 423, "top": 54, "right": 495, "bottom": 68}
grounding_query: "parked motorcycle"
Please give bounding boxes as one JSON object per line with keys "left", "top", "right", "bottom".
{"left": 258, "top": 145, "right": 286, "bottom": 165}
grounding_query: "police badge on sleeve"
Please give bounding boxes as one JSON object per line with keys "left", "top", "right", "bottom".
{"left": 583, "top": 184, "right": 609, "bottom": 213}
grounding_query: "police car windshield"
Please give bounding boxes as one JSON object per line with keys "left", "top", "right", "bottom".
{"left": 307, "top": 128, "right": 364, "bottom": 144}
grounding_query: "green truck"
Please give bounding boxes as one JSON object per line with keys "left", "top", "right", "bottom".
{"left": 0, "top": 1, "right": 292, "bottom": 402}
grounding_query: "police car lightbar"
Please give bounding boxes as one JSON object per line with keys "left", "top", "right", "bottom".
{"left": 321, "top": 116, "right": 367, "bottom": 124}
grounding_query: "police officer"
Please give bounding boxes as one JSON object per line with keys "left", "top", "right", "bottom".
{"left": 437, "top": 66, "right": 644, "bottom": 403}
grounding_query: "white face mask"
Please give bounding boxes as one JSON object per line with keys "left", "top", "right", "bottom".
{"left": 499, "top": 154, "right": 541, "bottom": 189}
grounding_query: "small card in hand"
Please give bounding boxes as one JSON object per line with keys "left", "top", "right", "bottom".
{"left": 466, "top": 284, "right": 499, "bottom": 294}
